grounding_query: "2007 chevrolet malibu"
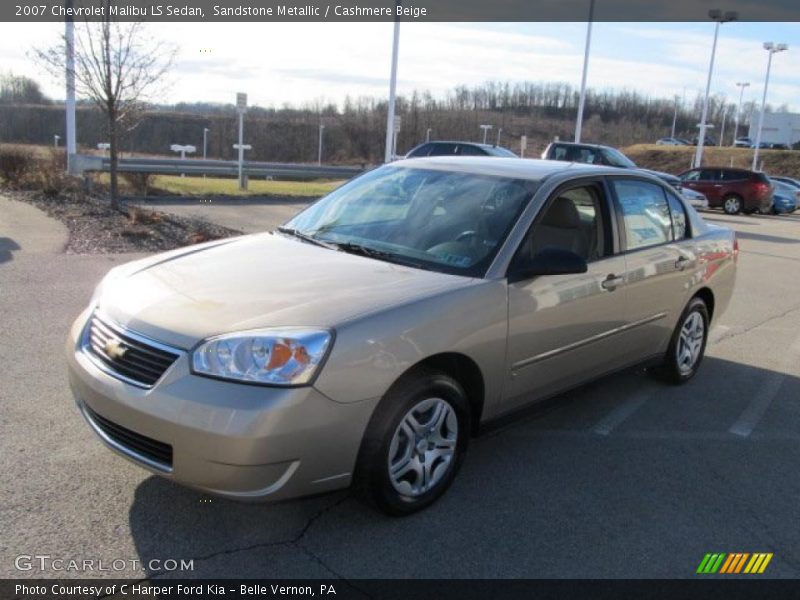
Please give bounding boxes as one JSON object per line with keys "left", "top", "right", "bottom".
{"left": 67, "top": 157, "right": 737, "bottom": 515}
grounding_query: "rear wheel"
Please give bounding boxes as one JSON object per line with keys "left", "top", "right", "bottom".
{"left": 723, "top": 195, "right": 743, "bottom": 215}
{"left": 651, "top": 298, "right": 709, "bottom": 384}
{"left": 355, "top": 368, "right": 470, "bottom": 516}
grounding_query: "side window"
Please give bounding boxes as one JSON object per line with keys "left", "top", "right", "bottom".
{"left": 516, "top": 184, "right": 608, "bottom": 264}
{"left": 699, "top": 169, "right": 719, "bottom": 181}
{"left": 611, "top": 180, "right": 672, "bottom": 251}
{"left": 666, "top": 192, "right": 688, "bottom": 240}
{"left": 721, "top": 170, "right": 746, "bottom": 181}
{"left": 681, "top": 170, "right": 701, "bottom": 182}
{"left": 427, "top": 143, "right": 458, "bottom": 156}
{"left": 552, "top": 145, "right": 569, "bottom": 161}
{"left": 407, "top": 143, "right": 432, "bottom": 158}
{"left": 457, "top": 144, "right": 486, "bottom": 156}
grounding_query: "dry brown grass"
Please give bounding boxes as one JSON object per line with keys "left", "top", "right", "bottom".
{"left": 622, "top": 144, "right": 800, "bottom": 177}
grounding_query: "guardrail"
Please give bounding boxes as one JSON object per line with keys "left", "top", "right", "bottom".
{"left": 72, "top": 154, "right": 368, "bottom": 180}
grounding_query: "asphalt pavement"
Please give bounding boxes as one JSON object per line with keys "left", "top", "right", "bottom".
{"left": 2, "top": 196, "right": 800, "bottom": 580}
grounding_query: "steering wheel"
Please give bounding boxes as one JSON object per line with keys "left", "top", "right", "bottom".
{"left": 456, "top": 230, "right": 478, "bottom": 242}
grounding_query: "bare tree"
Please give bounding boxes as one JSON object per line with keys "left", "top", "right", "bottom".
{"left": 34, "top": 4, "right": 175, "bottom": 208}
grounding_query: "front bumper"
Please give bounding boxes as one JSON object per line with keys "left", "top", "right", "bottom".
{"left": 66, "top": 309, "right": 379, "bottom": 501}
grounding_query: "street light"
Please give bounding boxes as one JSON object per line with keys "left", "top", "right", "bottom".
{"left": 425, "top": 128, "right": 432, "bottom": 142}
{"left": 479, "top": 124, "right": 493, "bottom": 144}
{"left": 575, "top": 0, "right": 595, "bottom": 143}
{"left": 752, "top": 42, "right": 788, "bottom": 170}
{"left": 732, "top": 82, "right": 750, "bottom": 144}
{"left": 53, "top": 134, "right": 60, "bottom": 148}
{"left": 694, "top": 9, "right": 737, "bottom": 169}
{"left": 65, "top": 0, "right": 76, "bottom": 174}
{"left": 496, "top": 128, "right": 503, "bottom": 146}
{"left": 170, "top": 144, "right": 196, "bottom": 177}
{"left": 203, "top": 127, "right": 209, "bottom": 159}
{"left": 384, "top": 8, "right": 401, "bottom": 164}
{"left": 318, "top": 124, "right": 325, "bottom": 166}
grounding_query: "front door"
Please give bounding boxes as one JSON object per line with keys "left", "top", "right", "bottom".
{"left": 504, "top": 182, "right": 638, "bottom": 410}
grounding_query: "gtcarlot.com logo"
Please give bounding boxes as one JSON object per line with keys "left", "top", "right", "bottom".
{"left": 696, "top": 552, "right": 773, "bottom": 574}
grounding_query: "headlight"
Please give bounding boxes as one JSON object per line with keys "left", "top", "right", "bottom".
{"left": 191, "top": 329, "right": 332, "bottom": 386}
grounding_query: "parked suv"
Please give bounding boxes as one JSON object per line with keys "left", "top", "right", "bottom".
{"left": 406, "top": 141, "right": 518, "bottom": 158}
{"left": 678, "top": 167, "right": 773, "bottom": 214}
{"left": 541, "top": 141, "right": 679, "bottom": 187}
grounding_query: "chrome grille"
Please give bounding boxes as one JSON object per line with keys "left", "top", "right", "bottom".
{"left": 83, "top": 313, "right": 180, "bottom": 388}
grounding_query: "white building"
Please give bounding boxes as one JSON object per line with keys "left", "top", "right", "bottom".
{"left": 748, "top": 112, "right": 800, "bottom": 146}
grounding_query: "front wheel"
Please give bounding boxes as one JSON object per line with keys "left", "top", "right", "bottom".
{"left": 355, "top": 369, "right": 470, "bottom": 516}
{"left": 651, "top": 297, "right": 709, "bottom": 385}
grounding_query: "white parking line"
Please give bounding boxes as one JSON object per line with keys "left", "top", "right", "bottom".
{"left": 729, "top": 335, "right": 800, "bottom": 437}
{"left": 592, "top": 384, "right": 658, "bottom": 436}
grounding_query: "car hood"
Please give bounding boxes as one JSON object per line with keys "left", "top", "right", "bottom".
{"left": 96, "top": 233, "right": 474, "bottom": 349}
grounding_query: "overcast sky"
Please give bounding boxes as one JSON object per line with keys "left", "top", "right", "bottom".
{"left": 1, "top": 21, "right": 798, "bottom": 112}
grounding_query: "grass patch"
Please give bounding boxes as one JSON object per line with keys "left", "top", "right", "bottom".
{"left": 151, "top": 175, "right": 343, "bottom": 197}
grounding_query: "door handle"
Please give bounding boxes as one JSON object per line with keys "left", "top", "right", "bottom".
{"left": 601, "top": 274, "right": 624, "bottom": 291}
{"left": 675, "top": 256, "right": 690, "bottom": 271}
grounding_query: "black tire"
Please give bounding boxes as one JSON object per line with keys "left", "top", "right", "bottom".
{"left": 651, "top": 297, "right": 709, "bottom": 385}
{"left": 354, "top": 368, "right": 470, "bottom": 516}
{"left": 722, "top": 194, "right": 743, "bottom": 215}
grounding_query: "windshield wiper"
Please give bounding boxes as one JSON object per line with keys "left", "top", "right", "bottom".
{"left": 332, "top": 242, "right": 425, "bottom": 269}
{"left": 276, "top": 226, "right": 338, "bottom": 251}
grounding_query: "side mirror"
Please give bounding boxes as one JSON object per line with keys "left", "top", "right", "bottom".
{"left": 508, "top": 247, "right": 588, "bottom": 283}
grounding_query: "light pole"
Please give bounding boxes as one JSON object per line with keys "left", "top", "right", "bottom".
{"left": 425, "top": 128, "right": 432, "bottom": 142}
{"left": 384, "top": 10, "right": 401, "bottom": 164}
{"left": 719, "top": 107, "right": 728, "bottom": 147}
{"left": 694, "top": 9, "right": 737, "bottom": 169}
{"left": 575, "top": 0, "right": 595, "bottom": 143}
{"left": 203, "top": 127, "right": 209, "bottom": 159}
{"left": 671, "top": 95, "right": 680, "bottom": 139}
{"left": 752, "top": 42, "right": 788, "bottom": 171}
{"left": 732, "top": 82, "right": 750, "bottom": 143}
{"left": 54, "top": 134, "right": 60, "bottom": 147}
{"left": 317, "top": 124, "right": 325, "bottom": 165}
{"left": 64, "top": 0, "right": 76, "bottom": 174}
{"left": 480, "top": 124, "right": 492, "bottom": 144}
{"left": 496, "top": 128, "right": 503, "bottom": 146}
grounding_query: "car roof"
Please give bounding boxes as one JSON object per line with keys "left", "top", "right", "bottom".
{"left": 390, "top": 156, "right": 653, "bottom": 182}
{"left": 547, "top": 141, "right": 609, "bottom": 150}
{"left": 422, "top": 141, "right": 498, "bottom": 149}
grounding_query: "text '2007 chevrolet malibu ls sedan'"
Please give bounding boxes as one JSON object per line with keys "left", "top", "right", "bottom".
{"left": 67, "top": 157, "right": 737, "bottom": 515}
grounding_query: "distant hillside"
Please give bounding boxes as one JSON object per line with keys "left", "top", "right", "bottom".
{"left": 623, "top": 145, "right": 800, "bottom": 178}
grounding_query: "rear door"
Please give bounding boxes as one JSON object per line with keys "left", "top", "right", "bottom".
{"left": 609, "top": 177, "right": 696, "bottom": 357}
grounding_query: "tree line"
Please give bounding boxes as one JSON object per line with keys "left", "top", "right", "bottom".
{"left": 0, "top": 74, "right": 776, "bottom": 165}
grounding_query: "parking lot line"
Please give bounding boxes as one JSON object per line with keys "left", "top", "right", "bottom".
{"left": 729, "top": 334, "right": 800, "bottom": 438}
{"left": 591, "top": 384, "right": 657, "bottom": 436}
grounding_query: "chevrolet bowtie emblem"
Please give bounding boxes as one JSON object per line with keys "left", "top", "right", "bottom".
{"left": 104, "top": 339, "right": 128, "bottom": 360}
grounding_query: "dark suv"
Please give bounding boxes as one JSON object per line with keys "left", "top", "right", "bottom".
{"left": 406, "top": 141, "right": 518, "bottom": 158}
{"left": 678, "top": 167, "right": 774, "bottom": 214}
{"left": 541, "top": 141, "right": 681, "bottom": 187}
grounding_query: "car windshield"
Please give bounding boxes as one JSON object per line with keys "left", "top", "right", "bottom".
{"left": 284, "top": 166, "right": 536, "bottom": 277}
{"left": 602, "top": 147, "right": 638, "bottom": 168}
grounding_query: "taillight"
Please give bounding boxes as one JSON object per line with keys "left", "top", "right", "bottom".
{"left": 753, "top": 182, "right": 770, "bottom": 195}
